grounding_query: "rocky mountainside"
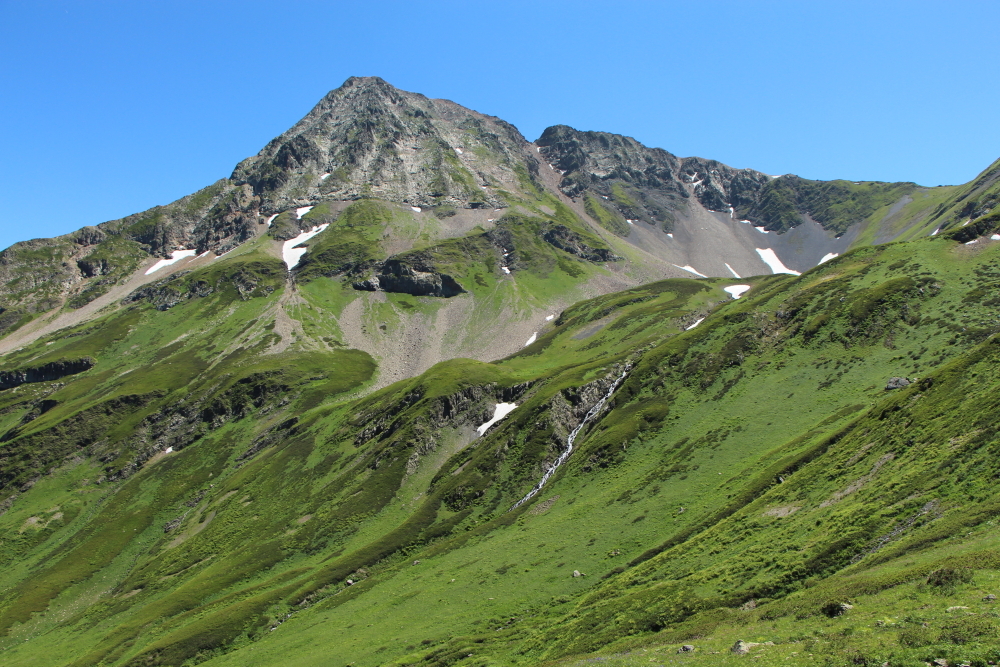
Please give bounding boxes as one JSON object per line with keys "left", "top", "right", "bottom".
{"left": 3, "top": 77, "right": 1000, "bottom": 667}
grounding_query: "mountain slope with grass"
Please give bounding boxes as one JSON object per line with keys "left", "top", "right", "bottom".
{"left": 3, "top": 77, "right": 1000, "bottom": 667}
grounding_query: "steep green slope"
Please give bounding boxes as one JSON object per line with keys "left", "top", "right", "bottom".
{"left": 3, "top": 214, "right": 1000, "bottom": 666}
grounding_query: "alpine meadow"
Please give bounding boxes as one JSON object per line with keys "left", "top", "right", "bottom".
{"left": 3, "top": 76, "right": 1000, "bottom": 667}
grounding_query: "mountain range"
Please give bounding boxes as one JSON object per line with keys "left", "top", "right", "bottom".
{"left": 2, "top": 76, "right": 1000, "bottom": 667}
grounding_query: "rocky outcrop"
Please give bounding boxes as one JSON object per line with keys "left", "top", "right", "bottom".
{"left": 353, "top": 258, "right": 465, "bottom": 297}
{"left": 542, "top": 224, "right": 620, "bottom": 262}
{"left": 885, "top": 376, "right": 912, "bottom": 390}
{"left": 0, "top": 358, "right": 96, "bottom": 391}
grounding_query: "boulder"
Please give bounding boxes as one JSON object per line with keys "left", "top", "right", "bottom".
{"left": 885, "top": 377, "right": 912, "bottom": 390}
{"left": 678, "top": 644, "right": 695, "bottom": 652}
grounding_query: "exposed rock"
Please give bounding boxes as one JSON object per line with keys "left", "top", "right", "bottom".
{"left": 352, "top": 258, "right": 465, "bottom": 297}
{"left": 886, "top": 377, "right": 912, "bottom": 390}
{"left": 572, "top": 570, "right": 583, "bottom": 578}
{"left": 678, "top": 645, "right": 695, "bottom": 652}
{"left": 731, "top": 640, "right": 773, "bottom": 655}
{"left": 945, "top": 606, "right": 969, "bottom": 612}
{"left": 983, "top": 593, "right": 996, "bottom": 601}
{"left": 821, "top": 601, "right": 854, "bottom": 617}
{"left": 542, "top": 224, "right": 620, "bottom": 262}
{"left": 0, "top": 358, "right": 96, "bottom": 391}
{"left": 412, "top": 560, "right": 421, "bottom": 566}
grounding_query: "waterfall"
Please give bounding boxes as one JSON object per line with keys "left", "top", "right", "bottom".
{"left": 509, "top": 367, "right": 630, "bottom": 511}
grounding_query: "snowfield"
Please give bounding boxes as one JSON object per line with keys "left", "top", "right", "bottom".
{"left": 282, "top": 225, "right": 330, "bottom": 270}
{"left": 723, "top": 285, "right": 751, "bottom": 299}
{"left": 145, "top": 249, "right": 197, "bottom": 275}
{"left": 476, "top": 403, "right": 517, "bottom": 436}
{"left": 755, "top": 248, "right": 801, "bottom": 275}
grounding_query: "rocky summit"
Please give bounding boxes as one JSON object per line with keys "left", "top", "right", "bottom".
{"left": 2, "top": 77, "right": 1000, "bottom": 667}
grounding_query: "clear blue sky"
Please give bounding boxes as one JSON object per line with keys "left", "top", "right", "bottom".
{"left": 2, "top": 0, "right": 998, "bottom": 251}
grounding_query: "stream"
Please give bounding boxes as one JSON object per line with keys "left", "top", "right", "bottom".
{"left": 509, "top": 366, "right": 630, "bottom": 511}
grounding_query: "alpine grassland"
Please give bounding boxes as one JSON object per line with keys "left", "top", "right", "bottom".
{"left": 2, "top": 215, "right": 1000, "bottom": 667}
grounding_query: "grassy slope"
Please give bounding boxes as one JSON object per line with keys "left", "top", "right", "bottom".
{"left": 2, "top": 201, "right": 1000, "bottom": 666}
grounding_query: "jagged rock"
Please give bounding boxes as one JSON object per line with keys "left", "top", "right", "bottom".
{"left": 731, "top": 640, "right": 750, "bottom": 655}
{"left": 886, "top": 377, "right": 912, "bottom": 389}
{"left": 542, "top": 224, "right": 619, "bottom": 262}
{"left": 678, "top": 645, "right": 695, "bottom": 652}
{"left": 0, "top": 358, "right": 96, "bottom": 391}
{"left": 353, "top": 258, "right": 465, "bottom": 297}
{"left": 572, "top": 570, "right": 583, "bottom": 577}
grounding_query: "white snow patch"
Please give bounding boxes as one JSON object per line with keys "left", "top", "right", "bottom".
{"left": 962, "top": 219, "right": 971, "bottom": 227}
{"left": 282, "top": 224, "right": 329, "bottom": 270}
{"left": 755, "top": 248, "right": 801, "bottom": 275}
{"left": 991, "top": 234, "right": 1000, "bottom": 241}
{"left": 411, "top": 206, "right": 422, "bottom": 212}
{"left": 319, "top": 172, "right": 331, "bottom": 181}
{"left": 728, "top": 206, "right": 735, "bottom": 219}
{"left": 535, "top": 146, "right": 541, "bottom": 153}
{"left": 739, "top": 219, "right": 753, "bottom": 224}
{"left": 965, "top": 239, "right": 978, "bottom": 245}
{"left": 454, "top": 147, "right": 463, "bottom": 154}
{"left": 164, "top": 447, "right": 173, "bottom": 454}
{"left": 545, "top": 314, "right": 554, "bottom": 321}
{"left": 724, "top": 262, "right": 741, "bottom": 278}
{"left": 685, "top": 318, "right": 705, "bottom": 330}
{"left": 524, "top": 332, "right": 537, "bottom": 346}
{"left": 723, "top": 285, "right": 751, "bottom": 299}
{"left": 501, "top": 267, "right": 510, "bottom": 274}
{"left": 266, "top": 214, "right": 278, "bottom": 227}
{"left": 818, "top": 252, "right": 839, "bottom": 264}
{"left": 145, "top": 249, "right": 197, "bottom": 275}
{"left": 626, "top": 219, "right": 634, "bottom": 224}
{"left": 690, "top": 179, "right": 703, "bottom": 188}
{"left": 672, "top": 264, "right": 707, "bottom": 278}
{"left": 213, "top": 249, "right": 232, "bottom": 260}
{"left": 666, "top": 233, "right": 673, "bottom": 238}
{"left": 476, "top": 403, "right": 517, "bottom": 436}
{"left": 754, "top": 226, "right": 769, "bottom": 234}
{"left": 296, "top": 206, "right": 314, "bottom": 218}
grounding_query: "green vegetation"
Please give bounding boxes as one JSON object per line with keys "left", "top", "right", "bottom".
{"left": 584, "top": 193, "right": 631, "bottom": 236}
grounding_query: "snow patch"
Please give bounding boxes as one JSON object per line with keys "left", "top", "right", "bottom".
{"left": 197, "top": 250, "right": 212, "bottom": 259}
{"left": 454, "top": 147, "right": 463, "bottom": 154}
{"left": 266, "top": 214, "right": 278, "bottom": 227}
{"left": 991, "top": 234, "right": 1000, "bottom": 241}
{"left": 501, "top": 267, "right": 510, "bottom": 274}
{"left": 145, "top": 249, "right": 197, "bottom": 275}
{"left": 319, "top": 172, "right": 331, "bottom": 181}
{"left": 756, "top": 248, "right": 800, "bottom": 275}
{"left": 626, "top": 219, "right": 634, "bottom": 224}
{"left": 282, "top": 224, "right": 330, "bottom": 270}
{"left": 164, "top": 447, "right": 173, "bottom": 454}
{"left": 962, "top": 219, "right": 972, "bottom": 227}
{"left": 723, "top": 285, "right": 751, "bottom": 299}
{"left": 724, "top": 262, "right": 741, "bottom": 278}
{"left": 295, "top": 206, "right": 314, "bottom": 218}
{"left": 476, "top": 403, "right": 517, "bottom": 436}
{"left": 931, "top": 227, "right": 940, "bottom": 236}
{"left": 666, "top": 233, "right": 673, "bottom": 238}
{"left": 685, "top": 318, "right": 705, "bottom": 330}
{"left": 728, "top": 206, "right": 735, "bottom": 219}
{"left": 819, "top": 252, "right": 839, "bottom": 264}
{"left": 965, "top": 239, "right": 978, "bottom": 245}
{"left": 754, "top": 226, "right": 769, "bottom": 234}
{"left": 672, "top": 264, "right": 707, "bottom": 278}
{"left": 524, "top": 332, "right": 537, "bottom": 346}
{"left": 545, "top": 314, "right": 554, "bottom": 321}
{"left": 411, "top": 206, "right": 422, "bottom": 212}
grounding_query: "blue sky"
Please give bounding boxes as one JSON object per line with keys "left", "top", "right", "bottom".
{"left": 2, "top": 0, "right": 998, "bottom": 251}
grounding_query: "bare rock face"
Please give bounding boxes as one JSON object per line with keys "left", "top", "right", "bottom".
{"left": 232, "top": 76, "right": 533, "bottom": 213}
{"left": 536, "top": 124, "right": 772, "bottom": 232}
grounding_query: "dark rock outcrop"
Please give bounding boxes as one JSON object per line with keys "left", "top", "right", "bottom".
{"left": 542, "top": 224, "right": 620, "bottom": 262}
{"left": 353, "top": 259, "right": 465, "bottom": 297}
{"left": 0, "top": 358, "right": 96, "bottom": 391}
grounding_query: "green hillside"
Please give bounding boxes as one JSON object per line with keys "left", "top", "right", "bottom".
{"left": 2, "top": 207, "right": 1000, "bottom": 666}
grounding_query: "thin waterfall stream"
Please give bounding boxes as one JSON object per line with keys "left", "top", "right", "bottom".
{"left": 509, "top": 366, "right": 630, "bottom": 511}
